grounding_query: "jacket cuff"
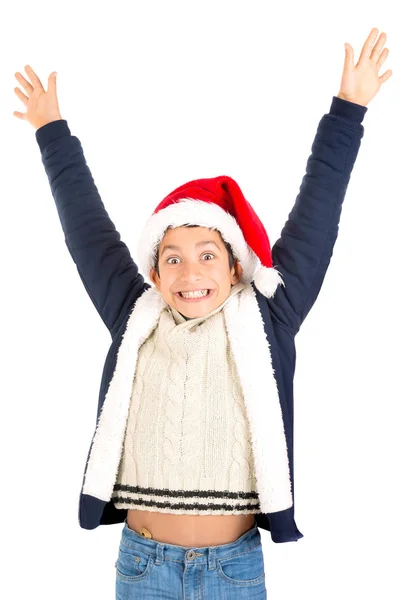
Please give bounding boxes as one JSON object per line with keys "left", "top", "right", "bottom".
{"left": 35, "top": 119, "right": 71, "bottom": 153}
{"left": 329, "top": 96, "right": 368, "bottom": 124}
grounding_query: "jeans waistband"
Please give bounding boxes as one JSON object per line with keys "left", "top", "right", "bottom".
{"left": 120, "top": 518, "right": 261, "bottom": 569}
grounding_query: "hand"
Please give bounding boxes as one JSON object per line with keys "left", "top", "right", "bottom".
{"left": 13, "top": 65, "right": 63, "bottom": 130}
{"left": 337, "top": 27, "right": 393, "bottom": 107}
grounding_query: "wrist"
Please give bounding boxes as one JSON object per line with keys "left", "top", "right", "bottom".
{"left": 35, "top": 116, "right": 63, "bottom": 131}
{"left": 337, "top": 93, "right": 367, "bottom": 107}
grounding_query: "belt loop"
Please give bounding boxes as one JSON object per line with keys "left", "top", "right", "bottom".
{"left": 208, "top": 546, "right": 216, "bottom": 570}
{"left": 155, "top": 542, "right": 165, "bottom": 566}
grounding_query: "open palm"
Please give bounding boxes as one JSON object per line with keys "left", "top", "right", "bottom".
{"left": 13, "top": 65, "right": 62, "bottom": 130}
{"left": 338, "top": 28, "right": 392, "bottom": 107}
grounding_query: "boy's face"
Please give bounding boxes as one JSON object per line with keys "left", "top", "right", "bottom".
{"left": 149, "top": 226, "right": 243, "bottom": 319}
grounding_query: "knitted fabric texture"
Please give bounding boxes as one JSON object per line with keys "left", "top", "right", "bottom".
{"left": 112, "top": 281, "right": 261, "bottom": 515}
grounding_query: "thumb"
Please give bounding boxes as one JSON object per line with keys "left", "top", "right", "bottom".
{"left": 344, "top": 43, "right": 354, "bottom": 68}
{"left": 48, "top": 71, "right": 58, "bottom": 94}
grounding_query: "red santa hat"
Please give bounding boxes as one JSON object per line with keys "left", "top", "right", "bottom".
{"left": 137, "top": 175, "right": 285, "bottom": 298}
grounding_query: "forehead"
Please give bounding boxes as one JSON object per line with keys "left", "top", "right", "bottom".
{"left": 160, "top": 226, "right": 221, "bottom": 246}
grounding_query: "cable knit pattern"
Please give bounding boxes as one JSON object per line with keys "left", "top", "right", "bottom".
{"left": 112, "top": 282, "right": 261, "bottom": 515}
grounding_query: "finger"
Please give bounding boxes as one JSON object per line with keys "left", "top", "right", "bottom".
{"left": 379, "top": 69, "right": 393, "bottom": 84}
{"left": 360, "top": 27, "right": 380, "bottom": 61}
{"left": 371, "top": 32, "right": 387, "bottom": 63}
{"left": 377, "top": 48, "right": 389, "bottom": 70}
{"left": 24, "top": 65, "right": 45, "bottom": 91}
{"left": 14, "top": 86, "right": 29, "bottom": 105}
{"left": 13, "top": 111, "right": 25, "bottom": 120}
{"left": 14, "top": 71, "right": 34, "bottom": 95}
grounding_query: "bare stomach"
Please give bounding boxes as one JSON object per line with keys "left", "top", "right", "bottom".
{"left": 127, "top": 509, "right": 256, "bottom": 548}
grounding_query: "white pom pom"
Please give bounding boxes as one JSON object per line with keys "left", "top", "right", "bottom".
{"left": 253, "top": 266, "right": 284, "bottom": 298}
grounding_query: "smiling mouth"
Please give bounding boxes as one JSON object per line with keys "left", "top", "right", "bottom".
{"left": 176, "top": 289, "right": 213, "bottom": 299}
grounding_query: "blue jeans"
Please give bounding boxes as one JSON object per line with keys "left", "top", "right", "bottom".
{"left": 115, "top": 517, "right": 267, "bottom": 599}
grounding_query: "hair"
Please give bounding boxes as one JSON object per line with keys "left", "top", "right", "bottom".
{"left": 154, "top": 224, "right": 236, "bottom": 278}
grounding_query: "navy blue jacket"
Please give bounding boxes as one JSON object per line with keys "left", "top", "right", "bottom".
{"left": 35, "top": 95, "right": 367, "bottom": 543}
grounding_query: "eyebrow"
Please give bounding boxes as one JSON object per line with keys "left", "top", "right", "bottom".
{"left": 160, "top": 240, "right": 222, "bottom": 257}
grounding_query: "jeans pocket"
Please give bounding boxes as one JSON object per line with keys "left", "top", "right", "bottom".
{"left": 216, "top": 543, "right": 265, "bottom": 587}
{"left": 115, "top": 544, "right": 155, "bottom": 582}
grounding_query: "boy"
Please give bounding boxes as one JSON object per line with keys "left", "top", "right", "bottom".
{"left": 13, "top": 26, "right": 391, "bottom": 598}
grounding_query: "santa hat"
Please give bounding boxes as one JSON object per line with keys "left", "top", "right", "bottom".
{"left": 137, "top": 175, "right": 285, "bottom": 298}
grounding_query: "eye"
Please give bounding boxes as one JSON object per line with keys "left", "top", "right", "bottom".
{"left": 166, "top": 253, "right": 215, "bottom": 265}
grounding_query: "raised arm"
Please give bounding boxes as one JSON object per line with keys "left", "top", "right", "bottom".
{"left": 13, "top": 66, "right": 149, "bottom": 335}
{"left": 266, "top": 28, "right": 392, "bottom": 334}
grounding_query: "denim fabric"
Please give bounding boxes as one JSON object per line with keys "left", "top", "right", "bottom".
{"left": 115, "top": 518, "right": 267, "bottom": 599}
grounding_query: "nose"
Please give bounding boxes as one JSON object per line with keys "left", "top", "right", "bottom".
{"left": 179, "top": 262, "right": 204, "bottom": 281}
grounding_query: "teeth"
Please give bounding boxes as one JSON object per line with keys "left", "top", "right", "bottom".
{"left": 180, "top": 289, "right": 209, "bottom": 298}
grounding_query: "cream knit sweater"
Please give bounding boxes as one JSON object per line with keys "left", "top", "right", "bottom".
{"left": 112, "top": 281, "right": 261, "bottom": 515}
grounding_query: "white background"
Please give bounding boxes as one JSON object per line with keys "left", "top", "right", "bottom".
{"left": 1, "top": 1, "right": 399, "bottom": 598}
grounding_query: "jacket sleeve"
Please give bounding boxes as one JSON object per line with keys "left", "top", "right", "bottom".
{"left": 35, "top": 119, "right": 149, "bottom": 335}
{"left": 266, "top": 96, "right": 368, "bottom": 334}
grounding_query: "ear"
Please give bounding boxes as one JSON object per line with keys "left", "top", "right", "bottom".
{"left": 150, "top": 267, "right": 160, "bottom": 289}
{"left": 231, "top": 260, "right": 243, "bottom": 284}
